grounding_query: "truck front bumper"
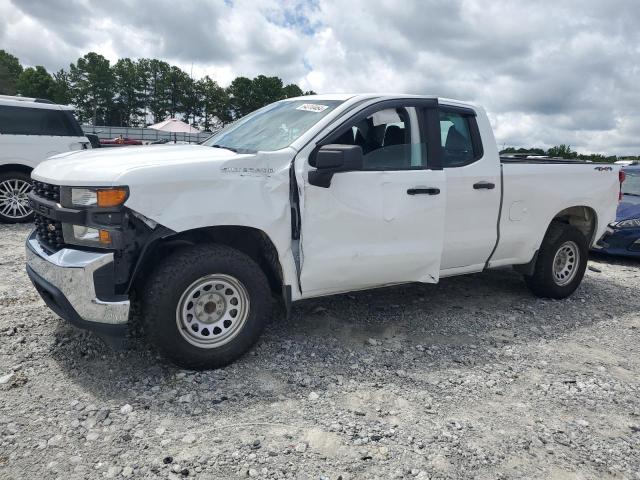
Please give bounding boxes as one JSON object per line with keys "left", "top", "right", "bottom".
{"left": 25, "top": 231, "right": 130, "bottom": 335}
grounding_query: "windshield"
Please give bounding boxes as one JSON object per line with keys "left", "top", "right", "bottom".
{"left": 202, "top": 100, "right": 344, "bottom": 152}
{"left": 622, "top": 169, "right": 640, "bottom": 196}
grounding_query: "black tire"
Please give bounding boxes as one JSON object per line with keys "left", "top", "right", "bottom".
{"left": 142, "top": 244, "right": 272, "bottom": 369}
{"left": 524, "top": 222, "right": 589, "bottom": 299}
{"left": 0, "top": 171, "right": 34, "bottom": 223}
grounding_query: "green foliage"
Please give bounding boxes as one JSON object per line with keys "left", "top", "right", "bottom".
{"left": 196, "top": 76, "right": 228, "bottom": 130}
{"left": 500, "top": 145, "right": 619, "bottom": 163}
{"left": 111, "top": 58, "right": 146, "bottom": 126}
{"left": 500, "top": 147, "right": 546, "bottom": 156}
{"left": 4, "top": 49, "right": 313, "bottom": 127}
{"left": 0, "top": 50, "right": 23, "bottom": 95}
{"left": 51, "top": 69, "right": 72, "bottom": 105}
{"left": 68, "top": 52, "right": 114, "bottom": 125}
{"left": 547, "top": 144, "right": 577, "bottom": 159}
{"left": 16, "top": 66, "right": 56, "bottom": 99}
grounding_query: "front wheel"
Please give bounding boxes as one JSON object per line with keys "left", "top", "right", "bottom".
{"left": 0, "top": 171, "right": 33, "bottom": 223}
{"left": 524, "top": 223, "right": 589, "bottom": 299}
{"left": 142, "top": 244, "right": 272, "bottom": 369}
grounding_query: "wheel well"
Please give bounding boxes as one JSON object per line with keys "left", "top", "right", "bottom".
{"left": 0, "top": 164, "right": 33, "bottom": 176}
{"left": 550, "top": 206, "right": 597, "bottom": 245}
{"left": 133, "top": 226, "right": 284, "bottom": 296}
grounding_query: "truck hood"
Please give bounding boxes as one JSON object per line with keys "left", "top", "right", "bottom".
{"left": 32, "top": 145, "right": 246, "bottom": 186}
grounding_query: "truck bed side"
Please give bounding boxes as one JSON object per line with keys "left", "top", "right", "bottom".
{"left": 489, "top": 162, "right": 620, "bottom": 268}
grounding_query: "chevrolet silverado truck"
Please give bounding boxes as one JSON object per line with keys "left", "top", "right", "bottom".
{"left": 25, "top": 94, "right": 622, "bottom": 369}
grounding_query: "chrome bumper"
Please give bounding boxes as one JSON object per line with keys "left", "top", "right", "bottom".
{"left": 25, "top": 232, "right": 130, "bottom": 325}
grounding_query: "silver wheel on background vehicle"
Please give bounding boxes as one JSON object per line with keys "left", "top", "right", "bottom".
{"left": 175, "top": 274, "right": 250, "bottom": 349}
{"left": 552, "top": 240, "right": 580, "bottom": 286}
{"left": 0, "top": 178, "right": 32, "bottom": 220}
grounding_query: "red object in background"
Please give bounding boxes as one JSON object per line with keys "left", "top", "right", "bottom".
{"left": 619, "top": 170, "right": 626, "bottom": 201}
{"left": 99, "top": 137, "right": 143, "bottom": 146}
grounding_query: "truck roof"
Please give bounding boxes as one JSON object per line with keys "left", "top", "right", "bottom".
{"left": 285, "top": 93, "right": 477, "bottom": 110}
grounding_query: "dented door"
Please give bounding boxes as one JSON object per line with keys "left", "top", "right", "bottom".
{"left": 299, "top": 102, "right": 446, "bottom": 297}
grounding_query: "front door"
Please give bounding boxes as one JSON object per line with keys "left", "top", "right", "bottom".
{"left": 299, "top": 101, "right": 446, "bottom": 297}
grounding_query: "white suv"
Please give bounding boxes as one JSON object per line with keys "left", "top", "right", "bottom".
{"left": 0, "top": 95, "right": 89, "bottom": 223}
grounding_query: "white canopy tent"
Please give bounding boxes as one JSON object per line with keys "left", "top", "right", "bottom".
{"left": 148, "top": 118, "right": 201, "bottom": 133}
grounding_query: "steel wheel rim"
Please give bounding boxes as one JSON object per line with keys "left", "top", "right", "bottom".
{"left": 552, "top": 240, "right": 580, "bottom": 286}
{"left": 0, "top": 179, "right": 32, "bottom": 219}
{"left": 176, "top": 274, "right": 250, "bottom": 349}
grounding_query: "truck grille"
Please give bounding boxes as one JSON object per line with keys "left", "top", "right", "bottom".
{"left": 32, "top": 181, "right": 60, "bottom": 203}
{"left": 31, "top": 181, "right": 64, "bottom": 251}
{"left": 34, "top": 213, "right": 65, "bottom": 251}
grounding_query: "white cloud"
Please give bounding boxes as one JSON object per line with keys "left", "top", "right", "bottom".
{"left": 2, "top": 0, "right": 639, "bottom": 154}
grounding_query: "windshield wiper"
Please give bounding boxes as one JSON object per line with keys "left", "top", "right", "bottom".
{"left": 623, "top": 192, "right": 640, "bottom": 197}
{"left": 211, "top": 144, "right": 238, "bottom": 153}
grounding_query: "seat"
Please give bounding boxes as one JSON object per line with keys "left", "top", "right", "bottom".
{"left": 383, "top": 125, "right": 404, "bottom": 146}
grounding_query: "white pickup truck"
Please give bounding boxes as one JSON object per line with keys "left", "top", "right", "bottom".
{"left": 25, "top": 94, "right": 622, "bottom": 369}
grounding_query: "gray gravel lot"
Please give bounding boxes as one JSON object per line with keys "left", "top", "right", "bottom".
{"left": 1, "top": 223, "right": 639, "bottom": 480}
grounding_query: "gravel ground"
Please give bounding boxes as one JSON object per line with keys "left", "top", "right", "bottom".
{"left": 1, "top": 223, "right": 640, "bottom": 480}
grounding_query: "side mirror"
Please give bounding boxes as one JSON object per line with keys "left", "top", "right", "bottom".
{"left": 308, "top": 144, "right": 363, "bottom": 188}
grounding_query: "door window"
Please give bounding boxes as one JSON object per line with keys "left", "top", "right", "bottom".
{"left": 329, "top": 107, "right": 426, "bottom": 170}
{"left": 439, "top": 111, "right": 477, "bottom": 167}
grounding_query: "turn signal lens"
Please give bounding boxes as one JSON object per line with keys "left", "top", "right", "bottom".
{"left": 99, "top": 229, "right": 112, "bottom": 245}
{"left": 97, "top": 188, "right": 128, "bottom": 207}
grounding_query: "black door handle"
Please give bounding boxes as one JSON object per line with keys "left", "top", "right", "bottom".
{"left": 407, "top": 188, "right": 440, "bottom": 195}
{"left": 473, "top": 181, "right": 495, "bottom": 190}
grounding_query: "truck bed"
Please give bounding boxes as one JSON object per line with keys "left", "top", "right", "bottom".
{"left": 500, "top": 156, "right": 601, "bottom": 165}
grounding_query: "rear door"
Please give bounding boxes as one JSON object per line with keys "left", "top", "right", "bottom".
{"left": 436, "top": 105, "right": 501, "bottom": 272}
{"left": 299, "top": 99, "right": 446, "bottom": 296}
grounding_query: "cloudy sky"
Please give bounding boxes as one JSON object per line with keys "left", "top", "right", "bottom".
{"left": 2, "top": 0, "right": 639, "bottom": 154}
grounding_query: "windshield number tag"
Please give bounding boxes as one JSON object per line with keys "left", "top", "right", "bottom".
{"left": 296, "top": 103, "right": 329, "bottom": 113}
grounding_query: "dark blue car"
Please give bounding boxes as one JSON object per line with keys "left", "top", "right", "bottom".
{"left": 594, "top": 164, "right": 640, "bottom": 258}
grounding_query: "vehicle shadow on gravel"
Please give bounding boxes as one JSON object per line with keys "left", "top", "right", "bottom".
{"left": 49, "top": 262, "right": 640, "bottom": 409}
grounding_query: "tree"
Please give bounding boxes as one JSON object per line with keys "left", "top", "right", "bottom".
{"left": 547, "top": 144, "right": 577, "bottom": 159}
{"left": 167, "top": 66, "right": 194, "bottom": 120}
{"left": 282, "top": 84, "right": 303, "bottom": 98}
{"left": 68, "top": 52, "right": 114, "bottom": 125}
{"left": 139, "top": 58, "right": 173, "bottom": 123}
{"left": 500, "top": 147, "right": 546, "bottom": 156}
{"left": 51, "top": 69, "right": 72, "bottom": 105}
{"left": 111, "top": 58, "right": 145, "bottom": 126}
{"left": 251, "top": 75, "right": 284, "bottom": 107}
{"left": 0, "top": 49, "right": 313, "bottom": 127}
{"left": 226, "top": 76, "right": 253, "bottom": 119}
{"left": 0, "top": 50, "right": 23, "bottom": 95}
{"left": 15, "top": 66, "right": 56, "bottom": 99}
{"left": 197, "top": 76, "right": 229, "bottom": 129}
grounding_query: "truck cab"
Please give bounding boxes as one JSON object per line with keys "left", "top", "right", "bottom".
{"left": 25, "top": 94, "right": 621, "bottom": 369}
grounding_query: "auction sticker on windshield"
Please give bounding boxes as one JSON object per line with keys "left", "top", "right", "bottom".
{"left": 296, "top": 103, "right": 329, "bottom": 113}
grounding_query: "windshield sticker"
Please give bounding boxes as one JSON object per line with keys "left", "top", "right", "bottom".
{"left": 296, "top": 103, "right": 329, "bottom": 113}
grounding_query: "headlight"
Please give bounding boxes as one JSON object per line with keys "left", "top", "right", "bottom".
{"left": 614, "top": 218, "right": 640, "bottom": 229}
{"left": 62, "top": 224, "right": 112, "bottom": 247}
{"left": 70, "top": 187, "right": 128, "bottom": 208}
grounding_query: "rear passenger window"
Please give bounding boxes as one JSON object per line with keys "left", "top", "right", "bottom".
{"left": 330, "top": 107, "right": 426, "bottom": 170}
{"left": 0, "top": 105, "right": 80, "bottom": 136}
{"left": 439, "top": 111, "right": 476, "bottom": 167}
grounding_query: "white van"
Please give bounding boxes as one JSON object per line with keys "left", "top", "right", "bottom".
{"left": 0, "top": 95, "right": 89, "bottom": 223}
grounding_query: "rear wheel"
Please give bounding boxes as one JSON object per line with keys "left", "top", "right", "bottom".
{"left": 524, "top": 223, "right": 588, "bottom": 299}
{"left": 0, "top": 171, "right": 33, "bottom": 223}
{"left": 142, "top": 244, "right": 272, "bottom": 369}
